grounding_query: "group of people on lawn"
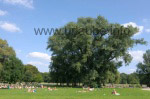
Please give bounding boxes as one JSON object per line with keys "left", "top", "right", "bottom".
{"left": 27, "top": 85, "right": 57, "bottom": 93}
{"left": 0, "top": 84, "right": 120, "bottom": 95}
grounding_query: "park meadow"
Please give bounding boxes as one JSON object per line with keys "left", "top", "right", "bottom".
{"left": 0, "top": 87, "right": 150, "bottom": 99}
{"left": 1, "top": 0, "right": 150, "bottom": 99}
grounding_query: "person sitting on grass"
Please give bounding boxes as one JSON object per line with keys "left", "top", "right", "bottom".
{"left": 41, "top": 85, "right": 43, "bottom": 89}
{"left": 53, "top": 87, "right": 57, "bottom": 90}
{"left": 112, "top": 89, "right": 120, "bottom": 95}
{"left": 28, "top": 88, "right": 32, "bottom": 92}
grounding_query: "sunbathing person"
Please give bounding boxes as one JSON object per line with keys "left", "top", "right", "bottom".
{"left": 48, "top": 87, "right": 53, "bottom": 91}
{"left": 88, "top": 87, "right": 94, "bottom": 91}
{"left": 33, "top": 89, "right": 36, "bottom": 93}
{"left": 112, "top": 89, "right": 120, "bottom": 95}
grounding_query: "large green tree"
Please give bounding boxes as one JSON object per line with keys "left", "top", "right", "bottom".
{"left": 1, "top": 56, "right": 24, "bottom": 83}
{"left": 47, "top": 16, "right": 145, "bottom": 87}
{"left": 137, "top": 50, "right": 150, "bottom": 86}
{"left": 0, "top": 38, "right": 16, "bottom": 81}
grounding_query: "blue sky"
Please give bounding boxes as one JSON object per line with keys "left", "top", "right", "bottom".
{"left": 0, "top": 0, "right": 150, "bottom": 73}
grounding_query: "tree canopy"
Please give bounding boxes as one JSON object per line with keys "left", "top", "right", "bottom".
{"left": 0, "top": 39, "right": 16, "bottom": 63}
{"left": 0, "top": 38, "right": 17, "bottom": 82}
{"left": 0, "top": 38, "right": 43, "bottom": 84}
{"left": 120, "top": 73, "right": 128, "bottom": 84}
{"left": 23, "top": 64, "right": 43, "bottom": 83}
{"left": 47, "top": 16, "right": 145, "bottom": 87}
{"left": 1, "top": 56, "right": 24, "bottom": 83}
{"left": 41, "top": 72, "right": 51, "bottom": 83}
{"left": 127, "top": 73, "right": 140, "bottom": 84}
{"left": 137, "top": 50, "right": 150, "bottom": 86}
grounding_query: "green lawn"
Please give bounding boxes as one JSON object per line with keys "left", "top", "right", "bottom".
{"left": 0, "top": 88, "right": 149, "bottom": 99}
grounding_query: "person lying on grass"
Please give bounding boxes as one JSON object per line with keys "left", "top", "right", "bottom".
{"left": 28, "top": 88, "right": 36, "bottom": 93}
{"left": 112, "top": 89, "right": 120, "bottom": 95}
{"left": 48, "top": 87, "right": 52, "bottom": 91}
{"left": 48, "top": 87, "right": 57, "bottom": 91}
{"left": 78, "top": 87, "right": 94, "bottom": 93}
{"left": 33, "top": 89, "right": 36, "bottom": 93}
{"left": 88, "top": 87, "right": 94, "bottom": 91}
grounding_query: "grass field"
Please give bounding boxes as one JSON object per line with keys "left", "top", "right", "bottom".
{"left": 0, "top": 88, "right": 150, "bottom": 99}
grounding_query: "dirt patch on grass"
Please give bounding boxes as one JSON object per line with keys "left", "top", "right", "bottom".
{"left": 142, "top": 88, "right": 150, "bottom": 91}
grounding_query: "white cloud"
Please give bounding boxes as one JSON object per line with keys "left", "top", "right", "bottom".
{"left": 27, "top": 61, "right": 49, "bottom": 67}
{"left": 27, "top": 52, "right": 51, "bottom": 62}
{"left": 0, "top": 10, "right": 7, "bottom": 16}
{"left": 0, "top": 21, "right": 21, "bottom": 32}
{"left": 129, "top": 50, "right": 145, "bottom": 62}
{"left": 2, "top": 0, "right": 34, "bottom": 9}
{"left": 123, "top": 22, "right": 144, "bottom": 35}
{"left": 145, "top": 29, "right": 150, "bottom": 33}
